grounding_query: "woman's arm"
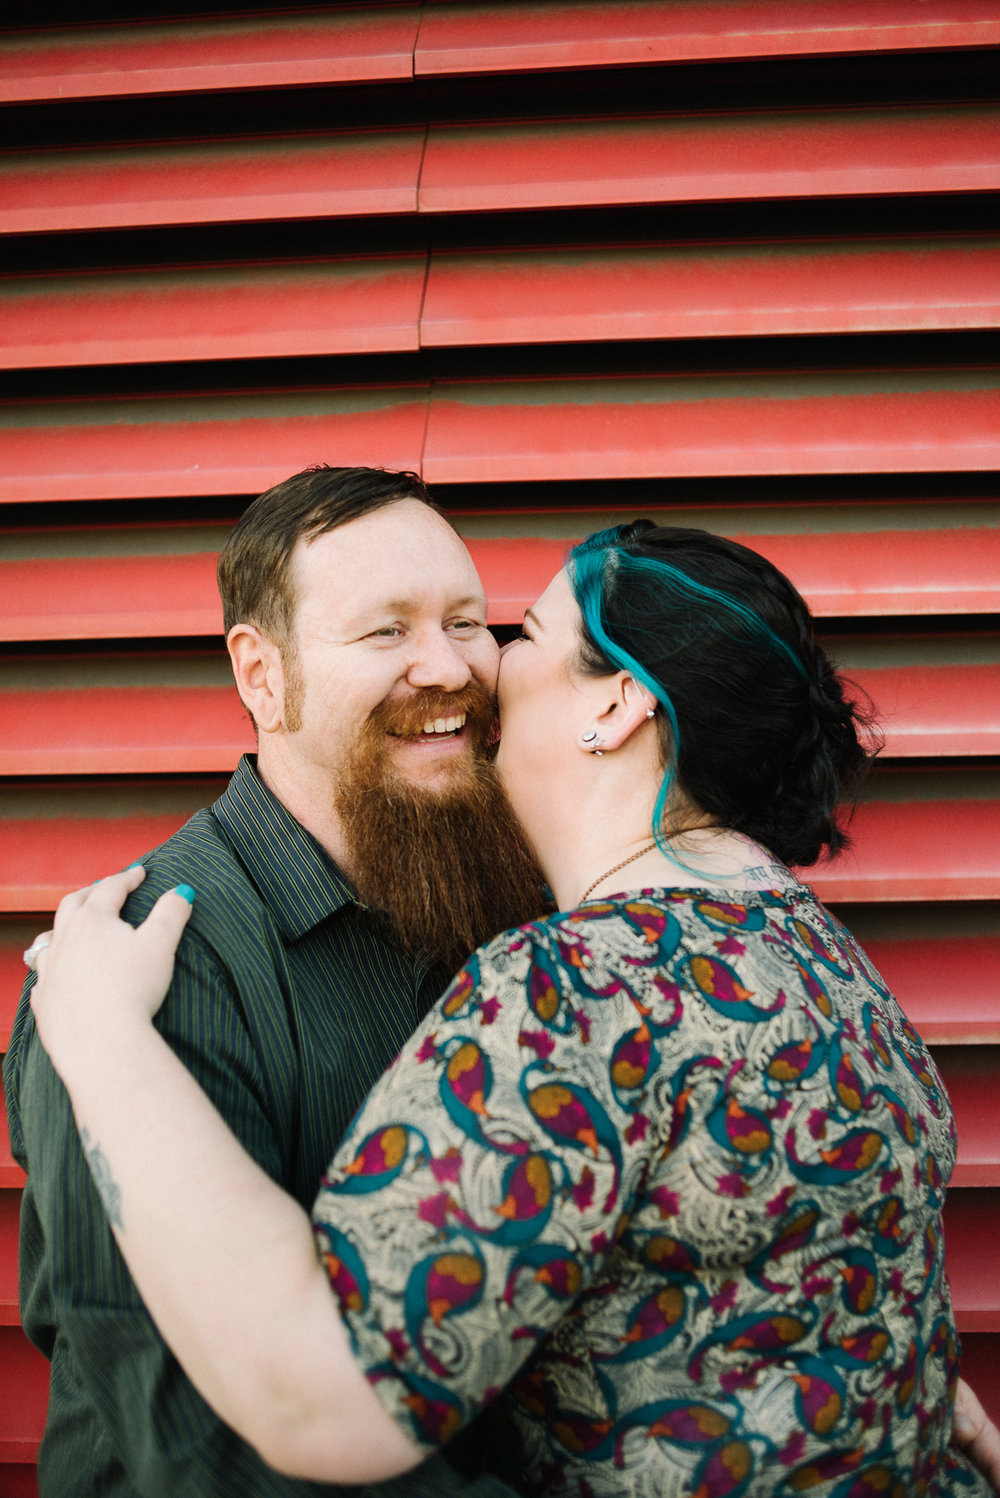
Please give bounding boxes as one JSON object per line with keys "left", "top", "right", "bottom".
{"left": 29, "top": 869, "right": 422, "bottom": 1484}
{"left": 953, "top": 1378, "right": 1000, "bottom": 1492}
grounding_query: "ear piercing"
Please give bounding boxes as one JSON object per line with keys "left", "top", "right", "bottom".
{"left": 646, "top": 707, "right": 656, "bottom": 719}
{"left": 581, "top": 729, "right": 598, "bottom": 745}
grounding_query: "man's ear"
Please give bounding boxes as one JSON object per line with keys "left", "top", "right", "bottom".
{"left": 583, "top": 674, "right": 658, "bottom": 754}
{"left": 227, "top": 624, "right": 285, "bottom": 734}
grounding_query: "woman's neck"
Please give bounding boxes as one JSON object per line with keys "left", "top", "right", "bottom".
{"left": 544, "top": 825, "right": 795, "bottom": 910}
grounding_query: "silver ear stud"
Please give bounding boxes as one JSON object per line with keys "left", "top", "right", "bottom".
{"left": 581, "top": 729, "right": 598, "bottom": 745}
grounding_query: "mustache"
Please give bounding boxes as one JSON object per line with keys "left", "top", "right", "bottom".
{"left": 367, "top": 681, "right": 497, "bottom": 740}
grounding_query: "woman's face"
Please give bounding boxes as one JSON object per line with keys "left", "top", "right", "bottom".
{"left": 495, "top": 568, "right": 592, "bottom": 830}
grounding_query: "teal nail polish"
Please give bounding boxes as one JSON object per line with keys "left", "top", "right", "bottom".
{"left": 174, "top": 884, "right": 196, "bottom": 904}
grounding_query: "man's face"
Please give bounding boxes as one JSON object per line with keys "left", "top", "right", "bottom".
{"left": 281, "top": 499, "right": 500, "bottom": 793}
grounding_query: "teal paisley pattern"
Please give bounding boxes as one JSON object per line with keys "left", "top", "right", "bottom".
{"left": 312, "top": 887, "right": 988, "bottom": 1497}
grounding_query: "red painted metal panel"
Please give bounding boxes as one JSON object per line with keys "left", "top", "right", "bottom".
{"left": 809, "top": 797, "right": 1000, "bottom": 903}
{"left": 0, "top": 927, "right": 32, "bottom": 1051}
{"left": 1, "top": 661, "right": 992, "bottom": 775}
{"left": 5, "top": 3, "right": 999, "bottom": 104}
{"left": 943, "top": 1190, "right": 1000, "bottom": 1332}
{"left": 866, "top": 937, "right": 1000, "bottom": 1045}
{"left": 845, "top": 664, "right": 1000, "bottom": 757}
{"left": 418, "top": 1, "right": 1000, "bottom": 75}
{"left": 0, "top": 1115, "right": 24, "bottom": 1192}
{"left": 0, "top": 389, "right": 430, "bottom": 503}
{"left": 0, "top": 808, "right": 220, "bottom": 913}
{"left": 423, "top": 373, "right": 1000, "bottom": 483}
{"left": 0, "top": 688, "right": 254, "bottom": 775}
{"left": 0, "top": 10, "right": 421, "bottom": 102}
{"left": 5, "top": 526, "right": 997, "bottom": 643}
{"left": 421, "top": 240, "right": 1000, "bottom": 346}
{"left": 0, "top": 790, "right": 994, "bottom": 913}
{"left": 0, "top": 1194, "right": 25, "bottom": 1324}
{"left": 937, "top": 1052, "right": 1000, "bottom": 1188}
{"left": 1, "top": 257, "right": 427, "bottom": 368}
{"left": 958, "top": 1335, "right": 1000, "bottom": 1424}
{"left": 419, "top": 108, "right": 1000, "bottom": 214}
{"left": 0, "top": 779, "right": 226, "bottom": 913}
{"left": 0, "top": 1323, "right": 47, "bottom": 1463}
{"left": 467, "top": 530, "right": 1000, "bottom": 621}
{"left": 1, "top": 553, "right": 222, "bottom": 640}
{"left": 2, "top": 129, "right": 425, "bottom": 235}
{"left": 742, "top": 530, "right": 1000, "bottom": 618}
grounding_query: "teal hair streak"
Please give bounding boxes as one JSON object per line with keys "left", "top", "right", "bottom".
{"left": 568, "top": 526, "right": 807, "bottom": 856}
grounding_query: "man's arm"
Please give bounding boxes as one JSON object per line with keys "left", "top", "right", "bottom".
{"left": 15, "top": 920, "right": 358, "bottom": 1498}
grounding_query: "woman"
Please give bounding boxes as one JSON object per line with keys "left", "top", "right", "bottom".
{"left": 27, "top": 523, "right": 996, "bottom": 1496}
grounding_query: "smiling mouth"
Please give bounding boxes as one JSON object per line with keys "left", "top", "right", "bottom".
{"left": 390, "top": 712, "right": 468, "bottom": 742}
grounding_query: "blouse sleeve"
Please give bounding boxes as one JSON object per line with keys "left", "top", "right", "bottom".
{"left": 311, "top": 910, "right": 659, "bottom": 1452}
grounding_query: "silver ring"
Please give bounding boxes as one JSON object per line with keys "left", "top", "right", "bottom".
{"left": 23, "top": 936, "right": 52, "bottom": 971}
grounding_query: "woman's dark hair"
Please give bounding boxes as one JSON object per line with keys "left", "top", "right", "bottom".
{"left": 567, "top": 521, "right": 879, "bottom": 867}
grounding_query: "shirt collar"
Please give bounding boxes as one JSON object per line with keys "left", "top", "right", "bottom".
{"left": 212, "top": 755, "right": 356, "bottom": 941}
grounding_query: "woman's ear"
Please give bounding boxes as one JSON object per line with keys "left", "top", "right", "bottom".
{"left": 227, "top": 624, "right": 286, "bottom": 734}
{"left": 579, "top": 675, "right": 658, "bottom": 754}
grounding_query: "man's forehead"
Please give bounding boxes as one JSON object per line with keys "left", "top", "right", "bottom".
{"left": 292, "top": 517, "right": 485, "bottom": 620}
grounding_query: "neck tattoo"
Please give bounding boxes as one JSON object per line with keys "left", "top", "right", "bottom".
{"left": 580, "top": 841, "right": 659, "bottom": 903}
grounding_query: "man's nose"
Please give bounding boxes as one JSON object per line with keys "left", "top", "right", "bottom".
{"left": 406, "top": 629, "right": 473, "bottom": 692}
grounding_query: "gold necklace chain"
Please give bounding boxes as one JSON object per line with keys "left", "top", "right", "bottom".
{"left": 579, "top": 841, "right": 659, "bottom": 903}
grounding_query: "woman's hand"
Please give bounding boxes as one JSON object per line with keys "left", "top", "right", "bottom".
{"left": 29, "top": 867, "right": 194, "bottom": 1084}
{"left": 953, "top": 1378, "right": 1000, "bottom": 1491}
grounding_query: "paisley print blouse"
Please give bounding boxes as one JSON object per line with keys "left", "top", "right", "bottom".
{"left": 312, "top": 886, "right": 988, "bottom": 1497}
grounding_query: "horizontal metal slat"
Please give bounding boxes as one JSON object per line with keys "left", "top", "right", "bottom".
{"left": 0, "top": 1324, "right": 47, "bottom": 1462}
{"left": 0, "top": 9, "right": 422, "bottom": 101}
{"left": 0, "top": 920, "right": 36, "bottom": 1050}
{"left": 943, "top": 1190, "right": 1000, "bottom": 1331}
{"left": 866, "top": 937, "right": 1000, "bottom": 1044}
{"left": 0, "top": 257, "right": 427, "bottom": 369}
{"left": 4, "top": 106, "right": 997, "bottom": 236}
{"left": 0, "top": 779, "right": 227, "bottom": 914}
{"left": 0, "top": 1196, "right": 24, "bottom": 1322}
{"left": 0, "top": 687, "right": 254, "bottom": 775}
{"left": 842, "top": 663, "right": 1000, "bottom": 755}
{"left": 4, "top": 371, "right": 998, "bottom": 504}
{"left": 740, "top": 529, "right": 1000, "bottom": 617}
{"left": 418, "top": 107, "right": 1000, "bottom": 215}
{"left": 417, "top": 0, "right": 1000, "bottom": 75}
{"left": 0, "top": 388, "right": 431, "bottom": 503}
{"left": 8, "top": 236, "right": 1000, "bottom": 369}
{"left": 5, "top": 523, "right": 999, "bottom": 641}
{"left": 421, "top": 238, "right": 1000, "bottom": 346}
{"left": 0, "top": 780, "right": 995, "bottom": 913}
{"left": 2, "top": 128, "right": 426, "bottom": 235}
{"left": 4, "top": 3, "right": 999, "bottom": 104}
{"left": 1, "top": 552, "right": 222, "bottom": 639}
{"left": 936, "top": 1051, "right": 1000, "bottom": 1188}
{"left": 0, "top": 659, "right": 994, "bottom": 774}
{"left": 422, "top": 372, "right": 1000, "bottom": 483}
{"left": 0, "top": 1115, "right": 23, "bottom": 1193}
{"left": 810, "top": 794, "right": 1000, "bottom": 903}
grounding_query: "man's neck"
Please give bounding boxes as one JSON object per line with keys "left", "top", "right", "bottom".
{"left": 253, "top": 748, "right": 356, "bottom": 880}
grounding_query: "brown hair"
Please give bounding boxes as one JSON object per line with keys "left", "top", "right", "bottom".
{"left": 218, "top": 465, "right": 442, "bottom": 645}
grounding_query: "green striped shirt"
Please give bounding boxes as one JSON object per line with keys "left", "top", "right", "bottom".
{"left": 5, "top": 756, "right": 513, "bottom": 1498}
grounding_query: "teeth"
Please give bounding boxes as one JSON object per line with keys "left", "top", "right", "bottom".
{"left": 420, "top": 713, "right": 466, "bottom": 735}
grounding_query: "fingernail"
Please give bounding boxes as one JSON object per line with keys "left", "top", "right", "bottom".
{"left": 174, "top": 884, "right": 196, "bottom": 904}
{"left": 127, "top": 860, "right": 145, "bottom": 870}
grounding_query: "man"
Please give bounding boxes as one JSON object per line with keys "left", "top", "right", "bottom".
{"left": 5, "top": 466, "right": 543, "bottom": 1498}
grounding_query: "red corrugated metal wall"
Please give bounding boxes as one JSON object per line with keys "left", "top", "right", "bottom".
{"left": 2, "top": 3, "right": 999, "bottom": 1488}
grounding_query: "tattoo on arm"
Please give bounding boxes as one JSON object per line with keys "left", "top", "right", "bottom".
{"left": 81, "top": 1129, "right": 124, "bottom": 1231}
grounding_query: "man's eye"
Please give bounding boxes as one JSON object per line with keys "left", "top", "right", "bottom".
{"left": 369, "top": 626, "right": 402, "bottom": 639}
{"left": 448, "top": 618, "right": 482, "bottom": 632}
